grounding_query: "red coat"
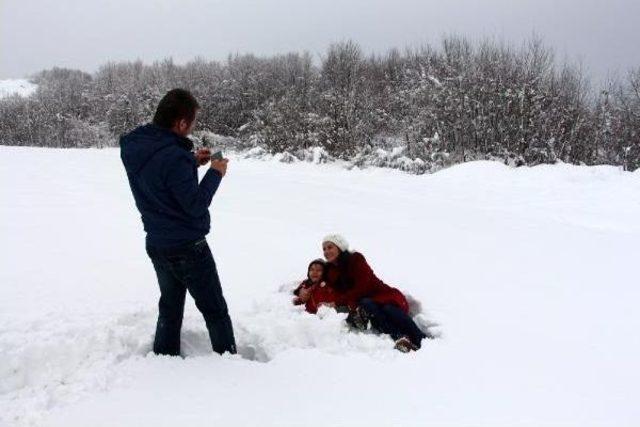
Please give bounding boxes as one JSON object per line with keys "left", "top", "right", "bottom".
{"left": 325, "top": 252, "right": 409, "bottom": 314}
{"left": 292, "top": 281, "right": 337, "bottom": 314}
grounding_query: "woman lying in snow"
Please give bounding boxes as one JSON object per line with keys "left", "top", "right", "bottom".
{"left": 293, "top": 234, "right": 429, "bottom": 352}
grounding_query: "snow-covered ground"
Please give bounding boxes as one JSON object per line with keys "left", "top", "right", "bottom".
{"left": 1, "top": 146, "right": 639, "bottom": 426}
{"left": 0, "top": 79, "right": 37, "bottom": 99}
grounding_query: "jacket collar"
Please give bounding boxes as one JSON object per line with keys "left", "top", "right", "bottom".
{"left": 175, "top": 134, "right": 194, "bottom": 151}
{"left": 150, "top": 124, "right": 194, "bottom": 151}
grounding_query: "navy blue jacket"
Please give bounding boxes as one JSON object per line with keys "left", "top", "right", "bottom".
{"left": 120, "top": 123, "right": 222, "bottom": 248}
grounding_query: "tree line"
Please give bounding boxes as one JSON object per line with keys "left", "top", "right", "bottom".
{"left": 1, "top": 36, "right": 638, "bottom": 171}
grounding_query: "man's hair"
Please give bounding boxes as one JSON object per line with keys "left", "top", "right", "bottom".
{"left": 152, "top": 89, "right": 200, "bottom": 129}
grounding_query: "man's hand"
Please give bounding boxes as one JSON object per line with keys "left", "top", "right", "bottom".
{"left": 210, "top": 158, "right": 229, "bottom": 177}
{"left": 194, "top": 148, "right": 211, "bottom": 166}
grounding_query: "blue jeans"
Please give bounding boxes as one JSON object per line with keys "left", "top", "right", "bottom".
{"left": 359, "top": 298, "right": 426, "bottom": 348}
{"left": 146, "top": 238, "right": 236, "bottom": 356}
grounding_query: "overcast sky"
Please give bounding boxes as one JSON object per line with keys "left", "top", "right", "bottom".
{"left": 2, "top": 0, "right": 639, "bottom": 84}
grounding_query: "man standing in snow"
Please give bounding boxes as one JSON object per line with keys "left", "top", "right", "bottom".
{"left": 120, "top": 89, "right": 236, "bottom": 356}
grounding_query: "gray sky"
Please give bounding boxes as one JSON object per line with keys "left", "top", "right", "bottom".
{"left": 2, "top": 0, "right": 639, "bottom": 84}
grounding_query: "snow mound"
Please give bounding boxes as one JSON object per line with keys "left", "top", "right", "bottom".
{"left": 0, "top": 311, "right": 155, "bottom": 425}
{"left": 0, "top": 282, "right": 438, "bottom": 425}
{"left": 234, "top": 283, "right": 439, "bottom": 362}
{"left": 0, "top": 79, "right": 37, "bottom": 99}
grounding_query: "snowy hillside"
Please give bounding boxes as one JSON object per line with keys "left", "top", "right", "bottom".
{"left": 0, "top": 79, "right": 37, "bottom": 99}
{"left": 1, "top": 147, "right": 639, "bottom": 426}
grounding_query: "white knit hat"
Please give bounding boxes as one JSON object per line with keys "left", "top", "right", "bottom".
{"left": 322, "top": 234, "right": 349, "bottom": 252}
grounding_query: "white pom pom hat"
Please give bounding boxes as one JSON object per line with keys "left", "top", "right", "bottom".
{"left": 322, "top": 234, "right": 349, "bottom": 252}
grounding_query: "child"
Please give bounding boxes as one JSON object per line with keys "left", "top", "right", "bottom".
{"left": 292, "top": 259, "right": 336, "bottom": 314}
